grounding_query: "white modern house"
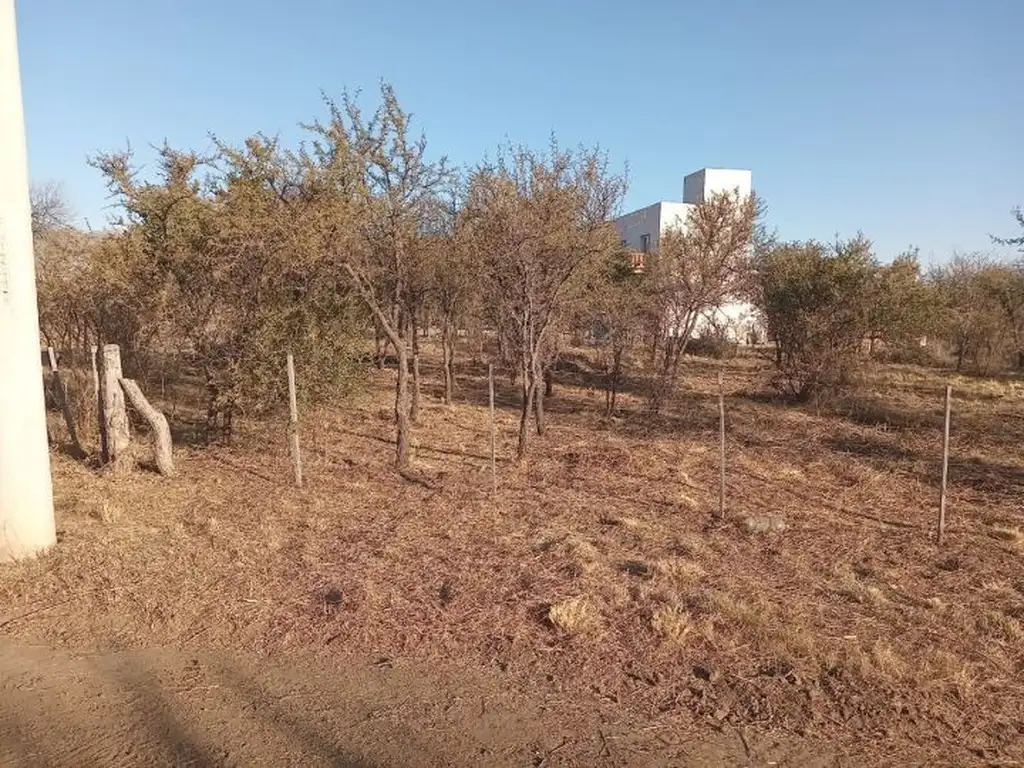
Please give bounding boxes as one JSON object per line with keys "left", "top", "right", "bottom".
{"left": 612, "top": 168, "right": 759, "bottom": 344}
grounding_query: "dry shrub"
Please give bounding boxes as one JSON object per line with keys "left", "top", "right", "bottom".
{"left": 60, "top": 367, "right": 99, "bottom": 446}
{"left": 548, "top": 596, "right": 598, "bottom": 634}
{"left": 707, "top": 591, "right": 765, "bottom": 636}
{"left": 535, "top": 532, "right": 604, "bottom": 578}
{"left": 598, "top": 512, "right": 645, "bottom": 530}
{"left": 654, "top": 557, "right": 707, "bottom": 582}
{"left": 829, "top": 563, "right": 886, "bottom": 605}
{"left": 869, "top": 641, "right": 908, "bottom": 681}
{"left": 974, "top": 611, "right": 1023, "bottom": 645}
{"left": 672, "top": 532, "right": 714, "bottom": 561}
{"left": 989, "top": 526, "right": 1023, "bottom": 546}
{"left": 92, "top": 501, "right": 121, "bottom": 525}
{"left": 651, "top": 605, "right": 693, "bottom": 643}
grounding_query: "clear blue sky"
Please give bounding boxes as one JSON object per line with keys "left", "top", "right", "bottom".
{"left": 15, "top": 0, "right": 1023, "bottom": 262}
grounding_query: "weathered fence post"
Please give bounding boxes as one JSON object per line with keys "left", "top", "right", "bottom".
{"left": 287, "top": 353, "right": 303, "bottom": 488}
{"left": 119, "top": 378, "right": 174, "bottom": 476}
{"left": 718, "top": 371, "right": 726, "bottom": 520}
{"left": 45, "top": 346, "right": 83, "bottom": 455}
{"left": 97, "top": 344, "right": 130, "bottom": 468}
{"left": 90, "top": 344, "right": 99, "bottom": 402}
{"left": 489, "top": 363, "right": 497, "bottom": 494}
{"left": 937, "top": 385, "right": 952, "bottom": 544}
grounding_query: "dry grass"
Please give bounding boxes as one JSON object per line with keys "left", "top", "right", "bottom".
{"left": 548, "top": 597, "right": 598, "bottom": 634}
{"left": 650, "top": 605, "right": 693, "bottom": 642}
{"left": 5, "top": 349, "right": 1024, "bottom": 763}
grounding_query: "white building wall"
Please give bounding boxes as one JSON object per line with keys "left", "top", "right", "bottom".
{"left": 683, "top": 168, "right": 752, "bottom": 204}
{"left": 612, "top": 201, "right": 665, "bottom": 252}
{"left": 658, "top": 201, "right": 693, "bottom": 234}
{"left": 612, "top": 167, "right": 760, "bottom": 344}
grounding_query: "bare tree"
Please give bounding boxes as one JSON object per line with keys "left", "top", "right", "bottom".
{"left": 577, "top": 245, "right": 647, "bottom": 415}
{"left": 464, "top": 141, "right": 626, "bottom": 460}
{"left": 646, "top": 190, "right": 762, "bottom": 412}
{"left": 424, "top": 190, "right": 478, "bottom": 405}
{"left": 30, "top": 181, "right": 72, "bottom": 237}
{"left": 306, "top": 83, "right": 451, "bottom": 469}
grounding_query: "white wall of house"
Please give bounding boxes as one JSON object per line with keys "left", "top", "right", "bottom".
{"left": 613, "top": 202, "right": 666, "bottom": 252}
{"left": 613, "top": 167, "right": 760, "bottom": 344}
{"left": 658, "top": 201, "right": 692, "bottom": 234}
{"left": 683, "top": 168, "right": 752, "bottom": 204}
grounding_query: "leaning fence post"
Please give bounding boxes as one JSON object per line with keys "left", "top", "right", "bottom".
{"left": 98, "top": 344, "right": 131, "bottom": 468}
{"left": 45, "top": 346, "right": 83, "bottom": 455}
{"left": 718, "top": 371, "right": 726, "bottom": 520}
{"left": 937, "top": 385, "right": 952, "bottom": 544}
{"left": 119, "top": 378, "right": 174, "bottom": 476}
{"left": 287, "top": 353, "right": 303, "bottom": 488}
{"left": 488, "top": 363, "right": 497, "bottom": 494}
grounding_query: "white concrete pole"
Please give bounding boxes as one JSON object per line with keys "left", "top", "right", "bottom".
{"left": 0, "top": 0, "right": 57, "bottom": 561}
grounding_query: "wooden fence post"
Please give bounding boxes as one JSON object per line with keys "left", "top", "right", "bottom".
{"left": 938, "top": 385, "right": 952, "bottom": 544}
{"left": 488, "top": 363, "right": 497, "bottom": 494}
{"left": 119, "top": 379, "right": 174, "bottom": 476}
{"left": 97, "top": 344, "right": 131, "bottom": 468}
{"left": 90, "top": 345, "right": 99, "bottom": 402}
{"left": 718, "top": 371, "right": 726, "bottom": 520}
{"left": 287, "top": 353, "right": 303, "bottom": 488}
{"left": 45, "top": 346, "right": 83, "bottom": 456}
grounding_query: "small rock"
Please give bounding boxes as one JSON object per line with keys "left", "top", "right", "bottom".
{"left": 741, "top": 516, "right": 788, "bottom": 534}
{"left": 621, "top": 560, "right": 652, "bottom": 579}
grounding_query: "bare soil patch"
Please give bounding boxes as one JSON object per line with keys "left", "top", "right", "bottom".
{"left": 3, "top": 354, "right": 1022, "bottom": 765}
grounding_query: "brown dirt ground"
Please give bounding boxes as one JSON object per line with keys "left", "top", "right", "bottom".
{"left": 2, "top": 351, "right": 1023, "bottom": 766}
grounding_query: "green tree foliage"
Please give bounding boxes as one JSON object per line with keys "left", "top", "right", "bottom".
{"left": 930, "top": 254, "right": 1024, "bottom": 373}
{"left": 88, "top": 137, "right": 363, "bottom": 433}
{"left": 868, "top": 248, "right": 938, "bottom": 356}
{"left": 302, "top": 83, "right": 453, "bottom": 467}
{"left": 754, "top": 235, "right": 877, "bottom": 399}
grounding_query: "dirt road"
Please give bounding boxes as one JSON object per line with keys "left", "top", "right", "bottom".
{"left": 0, "top": 643, "right": 842, "bottom": 767}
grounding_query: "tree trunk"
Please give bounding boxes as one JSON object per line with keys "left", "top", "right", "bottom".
{"left": 516, "top": 357, "right": 534, "bottom": 461}
{"left": 441, "top": 316, "right": 454, "bottom": 405}
{"left": 605, "top": 346, "right": 623, "bottom": 416}
{"left": 46, "top": 348, "right": 84, "bottom": 457}
{"left": 410, "top": 315, "right": 421, "bottom": 424}
{"left": 395, "top": 346, "right": 411, "bottom": 469}
{"left": 119, "top": 378, "right": 174, "bottom": 476}
{"left": 204, "top": 366, "right": 219, "bottom": 440}
{"left": 98, "top": 344, "right": 131, "bottom": 469}
{"left": 534, "top": 360, "right": 547, "bottom": 436}
{"left": 374, "top": 320, "right": 386, "bottom": 370}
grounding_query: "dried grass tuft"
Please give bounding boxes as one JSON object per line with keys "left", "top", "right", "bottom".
{"left": 651, "top": 605, "right": 693, "bottom": 643}
{"left": 548, "top": 596, "right": 598, "bottom": 634}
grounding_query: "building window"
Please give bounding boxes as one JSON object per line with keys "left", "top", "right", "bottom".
{"left": 640, "top": 233, "right": 650, "bottom": 253}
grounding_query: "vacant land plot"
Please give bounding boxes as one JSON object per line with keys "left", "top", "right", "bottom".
{"left": 2, "top": 353, "right": 1022, "bottom": 766}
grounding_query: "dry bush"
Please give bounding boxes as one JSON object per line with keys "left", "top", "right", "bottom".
{"left": 650, "top": 605, "right": 693, "bottom": 642}
{"left": 654, "top": 557, "right": 707, "bottom": 582}
{"left": 548, "top": 596, "right": 598, "bottom": 634}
